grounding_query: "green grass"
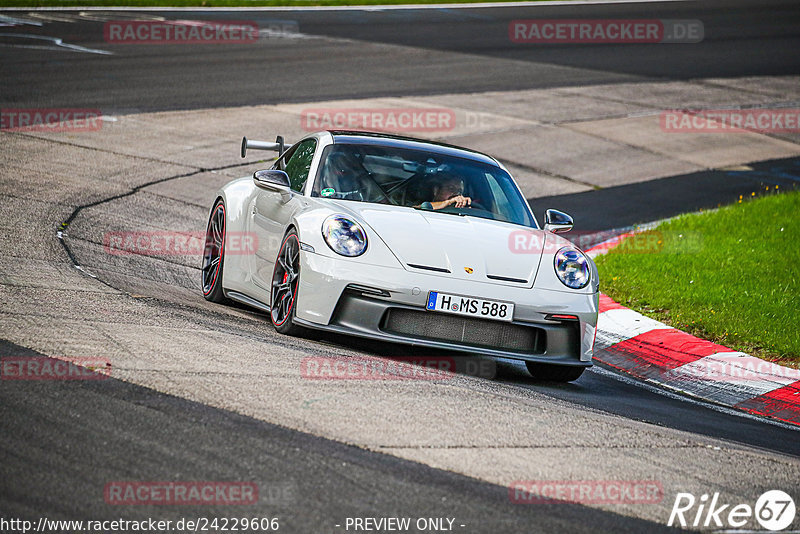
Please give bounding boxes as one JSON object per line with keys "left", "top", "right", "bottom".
{"left": 595, "top": 189, "right": 800, "bottom": 364}
{"left": 0, "top": 0, "right": 545, "bottom": 6}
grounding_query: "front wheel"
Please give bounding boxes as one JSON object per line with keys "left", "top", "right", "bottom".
{"left": 201, "top": 199, "right": 228, "bottom": 303}
{"left": 525, "top": 362, "right": 585, "bottom": 382}
{"left": 270, "top": 230, "right": 304, "bottom": 336}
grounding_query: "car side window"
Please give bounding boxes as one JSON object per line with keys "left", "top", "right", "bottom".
{"left": 282, "top": 139, "right": 317, "bottom": 193}
{"left": 272, "top": 145, "right": 294, "bottom": 172}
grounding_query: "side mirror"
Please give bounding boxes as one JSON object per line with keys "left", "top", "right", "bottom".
{"left": 543, "top": 209, "right": 573, "bottom": 233}
{"left": 254, "top": 169, "right": 291, "bottom": 191}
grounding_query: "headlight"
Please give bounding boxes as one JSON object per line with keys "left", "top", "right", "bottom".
{"left": 322, "top": 215, "right": 367, "bottom": 257}
{"left": 554, "top": 247, "right": 590, "bottom": 289}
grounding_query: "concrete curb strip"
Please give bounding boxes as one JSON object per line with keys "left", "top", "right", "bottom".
{"left": 585, "top": 237, "right": 800, "bottom": 427}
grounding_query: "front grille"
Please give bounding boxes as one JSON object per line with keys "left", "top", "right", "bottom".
{"left": 381, "top": 308, "right": 545, "bottom": 354}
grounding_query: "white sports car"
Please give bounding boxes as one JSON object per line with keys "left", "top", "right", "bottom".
{"left": 202, "top": 130, "right": 598, "bottom": 381}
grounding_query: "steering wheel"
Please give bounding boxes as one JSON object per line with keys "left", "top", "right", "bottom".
{"left": 467, "top": 200, "right": 487, "bottom": 211}
{"left": 438, "top": 203, "right": 496, "bottom": 219}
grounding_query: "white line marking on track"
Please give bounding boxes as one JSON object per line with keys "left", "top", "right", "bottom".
{"left": 1, "top": 0, "right": 695, "bottom": 13}
{"left": 21, "top": 12, "right": 83, "bottom": 23}
{"left": 0, "top": 33, "right": 112, "bottom": 54}
{"left": 77, "top": 11, "right": 166, "bottom": 22}
{"left": 0, "top": 14, "right": 42, "bottom": 26}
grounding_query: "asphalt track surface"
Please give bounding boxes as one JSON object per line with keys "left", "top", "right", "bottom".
{"left": 530, "top": 156, "right": 800, "bottom": 235}
{"left": 0, "top": 0, "right": 798, "bottom": 111}
{"left": 2, "top": 1, "right": 800, "bottom": 532}
{"left": 0, "top": 340, "right": 679, "bottom": 533}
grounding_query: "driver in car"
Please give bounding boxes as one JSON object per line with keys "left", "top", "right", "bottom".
{"left": 419, "top": 174, "right": 472, "bottom": 210}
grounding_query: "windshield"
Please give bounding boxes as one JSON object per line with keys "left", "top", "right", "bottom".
{"left": 311, "top": 143, "right": 536, "bottom": 227}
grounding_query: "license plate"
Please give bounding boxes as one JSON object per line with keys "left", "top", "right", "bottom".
{"left": 425, "top": 291, "right": 514, "bottom": 322}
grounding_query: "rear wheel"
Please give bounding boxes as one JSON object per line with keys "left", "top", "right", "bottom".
{"left": 201, "top": 200, "right": 228, "bottom": 303}
{"left": 270, "top": 230, "right": 304, "bottom": 336}
{"left": 525, "top": 362, "right": 585, "bottom": 382}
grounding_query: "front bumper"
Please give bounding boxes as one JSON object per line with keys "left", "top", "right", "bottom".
{"left": 296, "top": 251, "right": 598, "bottom": 365}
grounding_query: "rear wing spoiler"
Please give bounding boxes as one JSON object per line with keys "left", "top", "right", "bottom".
{"left": 241, "top": 135, "right": 287, "bottom": 158}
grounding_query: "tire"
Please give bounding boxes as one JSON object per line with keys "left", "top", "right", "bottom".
{"left": 201, "top": 199, "right": 229, "bottom": 303}
{"left": 525, "top": 361, "right": 585, "bottom": 382}
{"left": 270, "top": 230, "right": 305, "bottom": 336}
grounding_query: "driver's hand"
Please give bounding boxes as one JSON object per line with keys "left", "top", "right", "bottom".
{"left": 448, "top": 195, "right": 472, "bottom": 208}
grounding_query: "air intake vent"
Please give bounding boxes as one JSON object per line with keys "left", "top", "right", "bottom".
{"left": 382, "top": 309, "right": 545, "bottom": 354}
{"left": 487, "top": 274, "right": 528, "bottom": 284}
{"left": 407, "top": 263, "right": 450, "bottom": 273}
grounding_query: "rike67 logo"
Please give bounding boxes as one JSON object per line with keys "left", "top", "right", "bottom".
{"left": 669, "top": 490, "right": 796, "bottom": 531}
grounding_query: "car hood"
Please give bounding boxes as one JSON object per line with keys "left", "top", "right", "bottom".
{"left": 329, "top": 201, "right": 548, "bottom": 288}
